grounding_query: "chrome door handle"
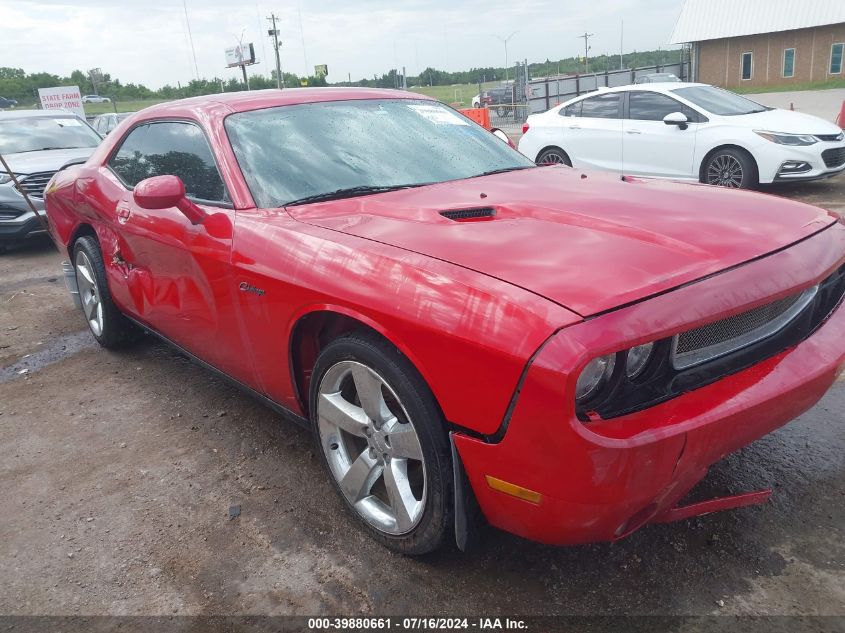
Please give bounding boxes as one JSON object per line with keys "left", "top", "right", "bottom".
{"left": 570, "top": 125, "right": 581, "bottom": 130}
{"left": 626, "top": 129, "right": 642, "bottom": 135}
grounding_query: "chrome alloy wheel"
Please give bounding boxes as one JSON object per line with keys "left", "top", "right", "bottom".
{"left": 706, "top": 154, "right": 744, "bottom": 188}
{"left": 317, "top": 361, "right": 426, "bottom": 535}
{"left": 75, "top": 249, "right": 104, "bottom": 336}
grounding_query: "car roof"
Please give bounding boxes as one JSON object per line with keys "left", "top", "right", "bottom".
{"left": 137, "top": 87, "right": 435, "bottom": 120}
{"left": 0, "top": 109, "right": 83, "bottom": 120}
{"left": 604, "top": 81, "right": 704, "bottom": 94}
{"left": 557, "top": 82, "right": 707, "bottom": 106}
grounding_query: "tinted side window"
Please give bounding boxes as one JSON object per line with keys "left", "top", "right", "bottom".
{"left": 560, "top": 101, "right": 582, "bottom": 117}
{"left": 109, "top": 122, "right": 227, "bottom": 203}
{"left": 628, "top": 91, "right": 699, "bottom": 122}
{"left": 579, "top": 94, "right": 621, "bottom": 119}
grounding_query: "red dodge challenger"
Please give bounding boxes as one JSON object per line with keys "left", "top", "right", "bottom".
{"left": 44, "top": 88, "right": 845, "bottom": 554}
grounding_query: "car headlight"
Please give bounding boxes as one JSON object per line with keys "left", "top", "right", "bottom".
{"left": 575, "top": 354, "right": 616, "bottom": 401}
{"left": 754, "top": 130, "right": 817, "bottom": 146}
{"left": 625, "top": 343, "right": 654, "bottom": 378}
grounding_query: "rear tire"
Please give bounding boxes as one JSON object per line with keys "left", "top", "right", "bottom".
{"left": 536, "top": 147, "right": 572, "bottom": 167}
{"left": 702, "top": 148, "right": 758, "bottom": 189}
{"left": 72, "top": 236, "right": 140, "bottom": 349}
{"left": 310, "top": 332, "right": 452, "bottom": 555}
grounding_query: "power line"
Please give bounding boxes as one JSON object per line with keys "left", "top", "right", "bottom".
{"left": 298, "top": 8, "right": 309, "bottom": 76}
{"left": 257, "top": 4, "right": 268, "bottom": 75}
{"left": 182, "top": 0, "right": 200, "bottom": 80}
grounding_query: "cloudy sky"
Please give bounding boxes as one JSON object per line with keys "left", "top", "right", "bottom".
{"left": 3, "top": 0, "right": 684, "bottom": 88}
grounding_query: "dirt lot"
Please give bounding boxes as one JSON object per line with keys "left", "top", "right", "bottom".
{"left": 1, "top": 177, "right": 844, "bottom": 623}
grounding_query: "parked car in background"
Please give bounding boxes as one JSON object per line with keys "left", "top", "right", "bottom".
{"left": 0, "top": 96, "right": 19, "bottom": 109}
{"left": 472, "top": 94, "right": 481, "bottom": 108}
{"left": 0, "top": 110, "right": 100, "bottom": 251}
{"left": 635, "top": 73, "right": 681, "bottom": 84}
{"left": 519, "top": 82, "right": 845, "bottom": 188}
{"left": 92, "top": 112, "right": 134, "bottom": 135}
{"left": 45, "top": 88, "right": 845, "bottom": 554}
{"left": 485, "top": 84, "right": 515, "bottom": 116}
{"left": 81, "top": 95, "right": 111, "bottom": 104}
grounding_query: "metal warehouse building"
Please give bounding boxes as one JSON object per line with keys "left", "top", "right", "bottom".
{"left": 671, "top": 0, "right": 845, "bottom": 89}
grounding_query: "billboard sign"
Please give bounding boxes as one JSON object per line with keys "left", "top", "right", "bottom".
{"left": 37, "top": 86, "right": 85, "bottom": 117}
{"left": 225, "top": 43, "right": 256, "bottom": 67}
{"left": 315, "top": 64, "right": 328, "bottom": 77}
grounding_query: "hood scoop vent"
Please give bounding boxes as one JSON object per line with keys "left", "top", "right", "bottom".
{"left": 439, "top": 207, "right": 496, "bottom": 222}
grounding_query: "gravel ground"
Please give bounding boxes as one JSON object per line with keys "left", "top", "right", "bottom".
{"left": 0, "top": 178, "right": 844, "bottom": 622}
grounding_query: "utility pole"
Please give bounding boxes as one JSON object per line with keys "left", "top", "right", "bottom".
{"left": 577, "top": 32, "right": 593, "bottom": 74}
{"left": 493, "top": 31, "right": 518, "bottom": 82}
{"left": 267, "top": 13, "right": 284, "bottom": 89}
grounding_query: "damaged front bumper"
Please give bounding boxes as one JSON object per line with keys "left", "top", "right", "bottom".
{"left": 453, "top": 224, "right": 845, "bottom": 546}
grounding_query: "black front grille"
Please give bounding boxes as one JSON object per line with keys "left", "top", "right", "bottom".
{"left": 440, "top": 207, "right": 496, "bottom": 221}
{"left": 16, "top": 171, "right": 56, "bottom": 199}
{"left": 578, "top": 263, "right": 845, "bottom": 421}
{"left": 676, "top": 292, "right": 802, "bottom": 354}
{"left": 822, "top": 147, "right": 845, "bottom": 169}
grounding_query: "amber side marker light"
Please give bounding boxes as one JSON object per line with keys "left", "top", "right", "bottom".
{"left": 485, "top": 475, "right": 543, "bottom": 505}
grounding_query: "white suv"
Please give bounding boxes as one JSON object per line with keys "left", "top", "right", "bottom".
{"left": 518, "top": 83, "right": 845, "bottom": 188}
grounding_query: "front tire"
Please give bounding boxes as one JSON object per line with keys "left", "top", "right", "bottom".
{"left": 702, "top": 148, "right": 758, "bottom": 189}
{"left": 310, "top": 332, "right": 452, "bottom": 555}
{"left": 536, "top": 147, "right": 572, "bottom": 167}
{"left": 73, "top": 236, "right": 139, "bottom": 348}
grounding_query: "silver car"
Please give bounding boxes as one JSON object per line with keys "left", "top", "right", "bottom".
{"left": 91, "top": 112, "right": 133, "bottom": 135}
{"left": 0, "top": 110, "right": 101, "bottom": 251}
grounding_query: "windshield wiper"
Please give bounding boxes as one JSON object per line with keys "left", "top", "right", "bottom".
{"left": 474, "top": 165, "right": 535, "bottom": 178}
{"left": 13, "top": 146, "right": 82, "bottom": 154}
{"left": 285, "top": 184, "right": 429, "bottom": 206}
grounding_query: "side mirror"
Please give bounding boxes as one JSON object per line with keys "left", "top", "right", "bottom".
{"left": 663, "top": 111, "right": 689, "bottom": 130}
{"left": 490, "top": 127, "right": 515, "bottom": 148}
{"left": 133, "top": 175, "right": 206, "bottom": 225}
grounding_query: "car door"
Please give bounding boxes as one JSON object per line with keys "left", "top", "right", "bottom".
{"left": 621, "top": 90, "right": 701, "bottom": 179}
{"left": 562, "top": 92, "right": 623, "bottom": 172}
{"left": 105, "top": 120, "right": 255, "bottom": 385}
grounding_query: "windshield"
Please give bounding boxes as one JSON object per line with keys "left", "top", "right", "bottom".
{"left": 224, "top": 99, "right": 534, "bottom": 208}
{"left": 672, "top": 86, "right": 768, "bottom": 116}
{"left": 0, "top": 116, "right": 101, "bottom": 154}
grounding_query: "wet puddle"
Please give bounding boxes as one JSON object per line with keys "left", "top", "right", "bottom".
{"left": 0, "top": 330, "right": 97, "bottom": 384}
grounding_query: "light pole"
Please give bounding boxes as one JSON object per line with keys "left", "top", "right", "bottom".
{"left": 492, "top": 31, "right": 518, "bottom": 81}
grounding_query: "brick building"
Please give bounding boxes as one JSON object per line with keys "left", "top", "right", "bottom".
{"left": 670, "top": 0, "right": 845, "bottom": 89}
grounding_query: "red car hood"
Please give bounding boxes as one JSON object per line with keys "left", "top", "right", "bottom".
{"left": 287, "top": 167, "right": 837, "bottom": 316}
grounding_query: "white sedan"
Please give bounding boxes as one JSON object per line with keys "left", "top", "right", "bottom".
{"left": 81, "top": 95, "right": 111, "bottom": 104}
{"left": 518, "top": 83, "right": 845, "bottom": 188}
